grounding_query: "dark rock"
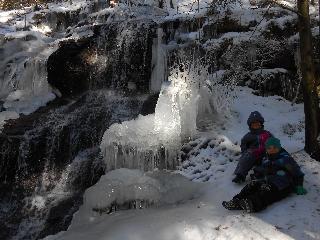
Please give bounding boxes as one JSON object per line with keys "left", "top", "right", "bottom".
{"left": 47, "top": 39, "right": 93, "bottom": 97}
{"left": 198, "top": 139, "right": 210, "bottom": 150}
{"left": 140, "top": 92, "right": 160, "bottom": 115}
{"left": 203, "top": 16, "right": 250, "bottom": 41}
{"left": 247, "top": 68, "right": 301, "bottom": 101}
{"left": 161, "top": 17, "right": 206, "bottom": 43}
{"left": 0, "top": 101, "right": 4, "bottom": 112}
{"left": 48, "top": 19, "right": 157, "bottom": 97}
{"left": 93, "top": 19, "right": 156, "bottom": 91}
{"left": 262, "top": 20, "right": 298, "bottom": 40}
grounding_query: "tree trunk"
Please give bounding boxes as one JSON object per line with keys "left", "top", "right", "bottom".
{"left": 298, "top": 0, "right": 320, "bottom": 160}
{"left": 318, "top": 0, "right": 320, "bottom": 69}
{"left": 318, "top": 0, "right": 320, "bottom": 90}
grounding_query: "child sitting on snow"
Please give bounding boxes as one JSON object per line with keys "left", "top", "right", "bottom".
{"left": 223, "top": 137, "right": 307, "bottom": 213}
{"left": 232, "top": 111, "right": 272, "bottom": 183}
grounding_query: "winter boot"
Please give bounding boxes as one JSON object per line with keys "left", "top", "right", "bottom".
{"left": 232, "top": 174, "right": 245, "bottom": 184}
{"left": 222, "top": 198, "right": 242, "bottom": 210}
{"left": 239, "top": 198, "right": 255, "bottom": 213}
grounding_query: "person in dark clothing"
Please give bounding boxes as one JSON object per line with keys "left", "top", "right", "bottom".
{"left": 223, "top": 137, "right": 307, "bottom": 213}
{"left": 232, "top": 111, "right": 272, "bottom": 183}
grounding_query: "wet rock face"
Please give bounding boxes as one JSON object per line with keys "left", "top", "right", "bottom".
{"left": 48, "top": 19, "right": 156, "bottom": 97}
{"left": 0, "top": 93, "right": 110, "bottom": 186}
{"left": 161, "top": 17, "right": 206, "bottom": 43}
{"left": 0, "top": 90, "right": 149, "bottom": 240}
{"left": 93, "top": 19, "right": 156, "bottom": 91}
{"left": 47, "top": 39, "right": 93, "bottom": 97}
{"left": 0, "top": 16, "right": 159, "bottom": 239}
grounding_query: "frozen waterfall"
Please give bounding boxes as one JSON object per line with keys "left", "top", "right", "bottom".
{"left": 0, "top": 35, "right": 57, "bottom": 116}
{"left": 99, "top": 51, "right": 231, "bottom": 172}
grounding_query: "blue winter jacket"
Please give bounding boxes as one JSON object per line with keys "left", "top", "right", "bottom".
{"left": 253, "top": 148, "right": 305, "bottom": 190}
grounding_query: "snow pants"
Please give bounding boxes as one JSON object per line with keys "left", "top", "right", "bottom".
{"left": 234, "top": 151, "right": 257, "bottom": 177}
{"left": 233, "top": 181, "right": 292, "bottom": 212}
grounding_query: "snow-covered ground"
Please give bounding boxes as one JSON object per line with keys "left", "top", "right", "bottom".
{"left": 43, "top": 87, "right": 320, "bottom": 240}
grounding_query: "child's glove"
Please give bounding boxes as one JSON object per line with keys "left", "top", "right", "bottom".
{"left": 295, "top": 186, "right": 307, "bottom": 195}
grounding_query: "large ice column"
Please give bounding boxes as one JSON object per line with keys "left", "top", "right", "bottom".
{"left": 155, "top": 66, "right": 199, "bottom": 141}
{"left": 150, "top": 28, "right": 167, "bottom": 92}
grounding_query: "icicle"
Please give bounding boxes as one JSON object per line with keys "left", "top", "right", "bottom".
{"left": 150, "top": 28, "right": 168, "bottom": 92}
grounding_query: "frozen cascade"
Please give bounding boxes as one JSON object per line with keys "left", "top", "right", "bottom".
{"left": 1, "top": 90, "right": 145, "bottom": 240}
{"left": 0, "top": 40, "right": 57, "bottom": 115}
{"left": 100, "top": 54, "right": 225, "bottom": 172}
{"left": 150, "top": 28, "right": 167, "bottom": 92}
{"left": 13, "top": 149, "right": 103, "bottom": 240}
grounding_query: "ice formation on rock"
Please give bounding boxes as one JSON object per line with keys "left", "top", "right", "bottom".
{"left": 100, "top": 51, "right": 233, "bottom": 172}
{"left": 70, "top": 168, "right": 201, "bottom": 228}
{"left": 0, "top": 35, "right": 57, "bottom": 116}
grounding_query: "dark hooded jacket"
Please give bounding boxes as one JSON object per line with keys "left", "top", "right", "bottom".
{"left": 240, "top": 111, "right": 272, "bottom": 160}
{"left": 253, "top": 148, "right": 305, "bottom": 190}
